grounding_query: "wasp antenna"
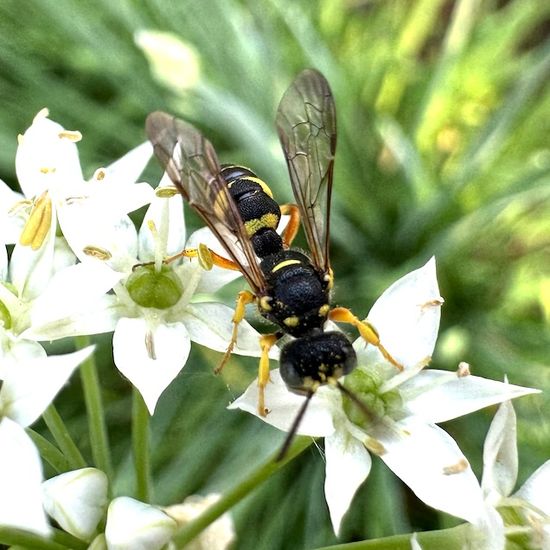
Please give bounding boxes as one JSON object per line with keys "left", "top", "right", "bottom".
{"left": 335, "top": 381, "right": 376, "bottom": 424}
{"left": 276, "top": 390, "right": 315, "bottom": 462}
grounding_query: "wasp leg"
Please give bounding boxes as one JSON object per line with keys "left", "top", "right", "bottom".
{"left": 166, "top": 246, "right": 242, "bottom": 271}
{"left": 329, "top": 307, "right": 403, "bottom": 371}
{"left": 280, "top": 204, "right": 301, "bottom": 248}
{"left": 258, "top": 333, "right": 280, "bottom": 416}
{"left": 215, "top": 290, "right": 256, "bottom": 375}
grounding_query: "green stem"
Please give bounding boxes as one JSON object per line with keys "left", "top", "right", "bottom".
{"left": 0, "top": 526, "right": 83, "bottom": 550}
{"left": 315, "top": 523, "right": 471, "bottom": 550}
{"left": 52, "top": 527, "right": 89, "bottom": 550}
{"left": 76, "top": 335, "right": 114, "bottom": 484}
{"left": 42, "top": 404, "right": 87, "bottom": 470}
{"left": 132, "top": 388, "right": 151, "bottom": 502}
{"left": 171, "top": 436, "right": 314, "bottom": 548}
{"left": 26, "top": 428, "right": 70, "bottom": 473}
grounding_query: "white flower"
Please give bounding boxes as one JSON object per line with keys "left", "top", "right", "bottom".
{"left": 164, "top": 493, "right": 235, "bottom": 550}
{"left": 0, "top": 345, "right": 95, "bottom": 536}
{"left": 0, "top": 109, "right": 152, "bottom": 303}
{"left": 105, "top": 497, "right": 177, "bottom": 550}
{"left": 0, "top": 108, "right": 155, "bottom": 353}
{"left": 51, "top": 179, "right": 274, "bottom": 414}
{"left": 42, "top": 468, "right": 108, "bottom": 541}
{"left": 480, "top": 399, "right": 550, "bottom": 549}
{"left": 0, "top": 225, "right": 118, "bottom": 376}
{"left": 230, "top": 258, "right": 540, "bottom": 535}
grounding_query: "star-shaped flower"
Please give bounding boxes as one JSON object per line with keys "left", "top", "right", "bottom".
{"left": 479, "top": 399, "right": 550, "bottom": 549}
{"left": 0, "top": 109, "right": 153, "bottom": 300}
{"left": 230, "top": 258, "right": 540, "bottom": 534}
{"left": 41, "top": 177, "right": 275, "bottom": 414}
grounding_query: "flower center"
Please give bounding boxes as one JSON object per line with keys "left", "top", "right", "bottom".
{"left": 125, "top": 264, "right": 183, "bottom": 309}
{"left": 342, "top": 368, "right": 403, "bottom": 429}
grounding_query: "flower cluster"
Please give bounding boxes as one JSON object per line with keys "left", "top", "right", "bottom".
{"left": 0, "top": 110, "right": 544, "bottom": 549}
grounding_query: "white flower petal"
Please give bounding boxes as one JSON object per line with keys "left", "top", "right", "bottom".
{"left": 138, "top": 192, "right": 186, "bottom": 261}
{"left": 102, "top": 141, "right": 153, "bottom": 188}
{"left": 105, "top": 497, "right": 177, "bottom": 550}
{"left": 375, "top": 419, "right": 485, "bottom": 524}
{"left": 401, "top": 371, "right": 540, "bottom": 424}
{"left": 60, "top": 202, "right": 138, "bottom": 270}
{"left": 228, "top": 369, "right": 336, "bottom": 437}
{"left": 0, "top": 180, "right": 24, "bottom": 245}
{"left": 0, "top": 244, "right": 6, "bottom": 279}
{"left": 24, "top": 295, "right": 122, "bottom": 341}
{"left": 30, "top": 261, "right": 122, "bottom": 325}
{"left": 113, "top": 318, "right": 191, "bottom": 414}
{"left": 481, "top": 400, "right": 518, "bottom": 504}
{"left": 324, "top": 430, "right": 372, "bottom": 535}
{"left": 0, "top": 345, "right": 95, "bottom": 427}
{"left": 514, "top": 460, "right": 550, "bottom": 515}
{"left": 182, "top": 302, "right": 275, "bottom": 358}
{"left": 15, "top": 112, "right": 83, "bottom": 198}
{"left": 362, "top": 257, "right": 442, "bottom": 369}
{"left": 469, "top": 504, "right": 506, "bottom": 550}
{"left": 42, "top": 468, "right": 108, "bottom": 541}
{"left": 0, "top": 418, "right": 51, "bottom": 536}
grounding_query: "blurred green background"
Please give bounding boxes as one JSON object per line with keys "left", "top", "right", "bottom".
{"left": 1, "top": 0, "right": 549, "bottom": 548}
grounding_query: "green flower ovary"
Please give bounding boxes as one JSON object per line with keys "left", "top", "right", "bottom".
{"left": 126, "top": 264, "right": 183, "bottom": 309}
{"left": 342, "top": 368, "right": 403, "bottom": 428}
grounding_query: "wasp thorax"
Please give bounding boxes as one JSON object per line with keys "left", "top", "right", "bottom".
{"left": 342, "top": 369, "right": 403, "bottom": 429}
{"left": 280, "top": 331, "right": 357, "bottom": 394}
{"left": 126, "top": 264, "right": 183, "bottom": 309}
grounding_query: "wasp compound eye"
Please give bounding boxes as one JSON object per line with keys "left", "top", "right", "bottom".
{"left": 280, "top": 331, "right": 357, "bottom": 394}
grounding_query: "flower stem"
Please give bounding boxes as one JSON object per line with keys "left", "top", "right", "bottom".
{"left": 132, "top": 387, "right": 151, "bottom": 502}
{"left": 26, "top": 428, "right": 70, "bottom": 473}
{"left": 0, "top": 526, "right": 86, "bottom": 550}
{"left": 171, "top": 436, "right": 314, "bottom": 548}
{"left": 314, "top": 523, "right": 471, "bottom": 550}
{"left": 75, "top": 335, "right": 114, "bottom": 484}
{"left": 42, "top": 404, "right": 87, "bottom": 470}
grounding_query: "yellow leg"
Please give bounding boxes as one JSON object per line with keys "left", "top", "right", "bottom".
{"left": 215, "top": 290, "right": 256, "bottom": 374}
{"left": 329, "top": 307, "right": 403, "bottom": 371}
{"left": 280, "top": 204, "right": 301, "bottom": 248}
{"left": 166, "top": 246, "right": 242, "bottom": 271}
{"left": 258, "top": 333, "right": 279, "bottom": 416}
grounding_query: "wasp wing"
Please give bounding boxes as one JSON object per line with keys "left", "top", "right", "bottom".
{"left": 146, "top": 111, "right": 267, "bottom": 295}
{"left": 276, "top": 69, "right": 336, "bottom": 276}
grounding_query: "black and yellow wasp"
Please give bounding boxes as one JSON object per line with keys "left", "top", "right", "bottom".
{"left": 146, "top": 70, "right": 401, "bottom": 444}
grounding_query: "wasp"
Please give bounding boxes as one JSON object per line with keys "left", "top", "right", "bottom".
{"left": 146, "top": 70, "right": 402, "bottom": 453}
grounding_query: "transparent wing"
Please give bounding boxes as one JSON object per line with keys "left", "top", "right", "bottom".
{"left": 276, "top": 69, "right": 336, "bottom": 275}
{"left": 145, "top": 111, "right": 267, "bottom": 294}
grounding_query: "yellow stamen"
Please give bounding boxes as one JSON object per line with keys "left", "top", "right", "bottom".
{"left": 58, "top": 130, "right": 82, "bottom": 142}
{"left": 83, "top": 246, "right": 112, "bottom": 260}
{"left": 93, "top": 168, "right": 106, "bottom": 181}
{"left": 19, "top": 192, "right": 52, "bottom": 250}
{"left": 197, "top": 243, "right": 214, "bottom": 271}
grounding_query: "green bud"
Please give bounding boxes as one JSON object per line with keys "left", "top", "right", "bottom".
{"left": 126, "top": 265, "right": 183, "bottom": 309}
